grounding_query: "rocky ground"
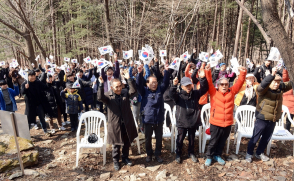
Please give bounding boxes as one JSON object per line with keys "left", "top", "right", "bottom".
{"left": 0, "top": 97, "right": 294, "bottom": 181}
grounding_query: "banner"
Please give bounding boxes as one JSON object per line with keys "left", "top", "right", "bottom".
{"left": 123, "top": 50, "right": 133, "bottom": 59}
{"left": 83, "top": 56, "right": 91, "bottom": 63}
{"left": 0, "top": 61, "right": 5, "bottom": 66}
{"left": 230, "top": 57, "right": 239, "bottom": 73}
{"left": 267, "top": 47, "right": 280, "bottom": 61}
{"left": 98, "top": 45, "right": 113, "bottom": 55}
{"left": 19, "top": 69, "right": 28, "bottom": 81}
{"left": 209, "top": 50, "right": 223, "bottom": 62}
{"left": 64, "top": 57, "right": 70, "bottom": 62}
{"left": 139, "top": 47, "right": 154, "bottom": 65}
{"left": 160, "top": 50, "right": 167, "bottom": 57}
{"left": 199, "top": 52, "right": 209, "bottom": 62}
{"left": 168, "top": 58, "right": 181, "bottom": 71}
{"left": 276, "top": 59, "right": 284, "bottom": 69}
{"left": 71, "top": 59, "right": 78, "bottom": 63}
{"left": 181, "top": 51, "right": 190, "bottom": 61}
{"left": 96, "top": 59, "right": 111, "bottom": 70}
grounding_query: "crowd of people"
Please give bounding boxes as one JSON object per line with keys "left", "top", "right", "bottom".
{"left": 0, "top": 49, "right": 293, "bottom": 171}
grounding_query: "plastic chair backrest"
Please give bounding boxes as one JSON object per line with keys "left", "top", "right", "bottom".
{"left": 235, "top": 105, "right": 256, "bottom": 130}
{"left": 201, "top": 103, "right": 211, "bottom": 129}
{"left": 163, "top": 103, "right": 173, "bottom": 134}
{"left": 276, "top": 105, "right": 291, "bottom": 128}
{"left": 78, "top": 111, "right": 107, "bottom": 143}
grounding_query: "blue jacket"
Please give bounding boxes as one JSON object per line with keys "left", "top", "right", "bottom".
{"left": 60, "top": 89, "right": 83, "bottom": 114}
{"left": 136, "top": 70, "right": 170, "bottom": 124}
{"left": 0, "top": 85, "right": 19, "bottom": 111}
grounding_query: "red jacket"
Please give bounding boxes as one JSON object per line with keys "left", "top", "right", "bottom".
{"left": 205, "top": 69, "right": 246, "bottom": 127}
{"left": 282, "top": 69, "right": 294, "bottom": 114}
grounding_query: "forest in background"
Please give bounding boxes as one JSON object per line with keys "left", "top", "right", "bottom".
{"left": 0, "top": 0, "right": 293, "bottom": 68}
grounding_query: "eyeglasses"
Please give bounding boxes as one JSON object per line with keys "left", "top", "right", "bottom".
{"left": 219, "top": 83, "right": 229, "bottom": 87}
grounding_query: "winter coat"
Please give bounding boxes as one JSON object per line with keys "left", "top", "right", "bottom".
{"left": 80, "top": 70, "right": 94, "bottom": 105}
{"left": 205, "top": 69, "right": 246, "bottom": 127}
{"left": 0, "top": 84, "right": 19, "bottom": 111}
{"left": 60, "top": 89, "right": 83, "bottom": 114}
{"left": 136, "top": 70, "right": 170, "bottom": 124}
{"left": 101, "top": 61, "right": 120, "bottom": 92}
{"left": 44, "top": 83, "right": 58, "bottom": 117}
{"left": 234, "top": 82, "right": 259, "bottom": 107}
{"left": 256, "top": 74, "right": 293, "bottom": 121}
{"left": 282, "top": 69, "right": 294, "bottom": 114}
{"left": 97, "top": 78, "right": 138, "bottom": 145}
{"left": 0, "top": 67, "right": 8, "bottom": 81}
{"left": 21, "top": 80, "right": 54, "bottom": 117}
{"left": 170, "top": 77, "right": 208, "bottom": 128}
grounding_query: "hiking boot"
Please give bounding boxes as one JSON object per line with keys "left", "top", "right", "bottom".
{"left": 155, "top": 156, "right": 163, "bottom": 163}
{"left": 146, "top": 156, "right": 152, "bottom": 163}
{"left": 122, "top": 158, "right": 133, "bottom": 166}
{"left": 205, "top": 158, "right": 212, "bottom": 166}
{"left": 189, "top": 154, "right": 198, "bottom": 163}
{"left": 213, "top": 155, "right": 225, "bottom": 165}
{"left": 245, "top": 153, "right": 253, "bottom": 163}
{"left": 175, "top": 155, "right": 181, "bottom": 164}
{"left": 254, "top": 153, "right": 269, "bottom": 162}
{"left": 113, "top": 161, "right": 120, "bottom": 171}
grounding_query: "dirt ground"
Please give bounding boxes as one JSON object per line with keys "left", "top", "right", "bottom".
{"left": 1, "top": 97, "right": 294, "bottom": 181}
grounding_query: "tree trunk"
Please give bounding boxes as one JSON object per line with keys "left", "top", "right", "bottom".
{"left": 50, "top": 0, "right": 58, "bottom": 64}
{"left": 233, "top": 0, "right": 245, "bottom": 58}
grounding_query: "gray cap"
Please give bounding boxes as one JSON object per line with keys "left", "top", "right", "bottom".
{"left": 180, "top": 77, "right": 192, "bottom": 86}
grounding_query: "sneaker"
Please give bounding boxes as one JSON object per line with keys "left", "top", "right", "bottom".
{"left": 175, "top": 155, "right": 181, "bottom": 164}
{"left": 254, "top": 153, "right": 269, "bottom": 162}
{"left": 122, "top": 158, "right": 133, "bottom": 166}
{"left": 30, "top": 123, "right": 35, "bottom": 126}
{"left": 62, "top": 122, "right": 66, "bottom": 126}
{"left": 213, "top": 155, "right": 225, "bottom": 165}
{"left": 45, "top": 117, "right": 50, "bottom": 122}
{"left": 245, "top": 153, "right": 253, "bottom": 163}
{"left": 34, "top": 124, "right": 39, "bottom": 130}
{"left": 189, "top": 154, "right": 198, "bottom": 163}
{"left": 146, "top": 156, "right": 152, "bottom": 163}
{"left": 51, "top": 129, "right": 55, "bottom": 134}
{"left": 65, "top": 121, "right": 71, "bottom": 125}
{"left": 155, "top": 156, "right": 163, "bottom": 163}
{"left": 113, "top": 161, "right": 120, "bottom": 171}
{"left": 205, "top": 158, "right": 212, "bottom": 166}
{"left": 59, "top": 126, "right": 66, "bottom": 131}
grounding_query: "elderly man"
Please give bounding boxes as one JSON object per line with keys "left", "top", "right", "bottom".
{"left": 136, "top": 63, "right": 170, "bottom": 163}
{"left": 245, "top": 67, "right": 293, "bottom": 162}
{"left": 204, "top": 64, "right": 247, "bottom": 166}
{"left": 98, "top": 72, "right": 138, "bottom": 171}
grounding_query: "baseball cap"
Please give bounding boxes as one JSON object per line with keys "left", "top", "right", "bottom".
{"left": 180, "top": 77, "right": 193, "bottom": 86}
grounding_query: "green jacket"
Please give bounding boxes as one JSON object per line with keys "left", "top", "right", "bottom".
{"left": 256, "top": 74, "right": 293, "bottom": 122}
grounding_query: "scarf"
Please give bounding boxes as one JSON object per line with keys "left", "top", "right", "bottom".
{"left": 244, "top": 85, "right": 254, "bottom": 104}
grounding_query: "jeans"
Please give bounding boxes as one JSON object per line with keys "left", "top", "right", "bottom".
{"left": 206, "top": 124, "right": 231, "bottom": 159}
{"left": 144, "top": 122, "right": 163, "bottom": 156}
{"left": 247, "top": 118, "right": 276, "bottom": 155}
{"left": 5, "top": 103, "right": 14, "bottom": 112}
{"left": 176, "top": 127, "right": 197, "bottom": 156}
{"left": 112, "top": 123, "right": 130, "bottom": 162}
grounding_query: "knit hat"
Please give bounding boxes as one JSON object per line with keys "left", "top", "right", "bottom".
{"left": 219, "top": 63, "right": 226, "bottom": 67}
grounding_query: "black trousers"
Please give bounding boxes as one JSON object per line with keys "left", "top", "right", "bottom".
{"left": 112, "top": 123, "right": 130, "bottom": 162}
{"left": 176, "top": 127, "right": 197, "bottom": 156}
{"left": 247, "top": 118, "right": 276, "bottom": 155}
{"left": 62, "top": 102, "right": 67, "bottom": 123}
{"left": 144, "top": 122, "right": 163, "bottom": 156}
{"left": 27, "top": 104, "right": 47, "bottom": 132}
{"left": 92, "top": 93, "right": 97, "bottom": 109}
{"left": 69, "top": 114, "right": 78, "bottom": 130}
{"left": 206, "top": 124, "right": 231, "bottom": 159}
{"left": 285, "top": 113, "right": 294, "bottom": 131}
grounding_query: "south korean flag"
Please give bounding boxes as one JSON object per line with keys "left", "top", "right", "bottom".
{"left": 168, "top": 58, "right": 181, "bottom": 71}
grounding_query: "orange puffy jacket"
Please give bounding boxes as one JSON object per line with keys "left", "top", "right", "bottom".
{"left": 205, "top": 69, "right": 246, "bottom": 127}
{"left": 282, "top": 69, "right": 294, "bottom": 114}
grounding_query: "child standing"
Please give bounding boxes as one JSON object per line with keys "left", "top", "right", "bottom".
{"left": 60, "top": 83, "right": 83, "bottom": 132}
{"left": 0, "top": 80, "right": 19, "bottom": 112}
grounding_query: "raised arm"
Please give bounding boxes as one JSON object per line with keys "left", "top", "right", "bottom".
{"left": 185, "top": 63, "right": 192, "bottom": 79}
{"left": 39, "top": 64, "right": 45, "bottom": 72}
{"left": 114, "top": 61, "right": 120, "bottom": 78}
{"left": 231, "top": 67, "right": 247, "bottom": 95}
{"left": 136, "top": 69, "right": 145, "bottom": 97}
{"left": 204, "top": 65, "right": 216, "bottom": 96}
{"left": 97, "top": 76, "right": 110, "bottom": 105}
{"left": 169, "top": 77, "right": 179, "bottom": 103}
{"left": 143, "top": 64, "right": 151, "bottom": 80}
{"left": 160, "top": 68, "right": 170, "bottom": 94}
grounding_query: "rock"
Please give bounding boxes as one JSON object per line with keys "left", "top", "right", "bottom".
{"left": 225, "top": 162, "right": 232, "bottom": 168}
{"left": 86, "top": 177, "right": 94, "bottom": 181}
{"left": 235, "top": 166, "right": 244, "bottom": 171}
{"left": 228, "top": 154, "right": 239, "bottom": 160}
{"left": 119, "top": 170, "right": 128, "bottom": 174}
{"left": 200, "top": 165, "right": 205, "bottom": 170}
{"left": 130, "top": 174, "right": 136, "bottom": 181}
{"left": 218, "top": 172, "right": 226, "bottom": 177}
{"left": 239, "top": 171, "right": 253, "bottom": 179}
{"left": 146, "top": 165, "right": 161, "bottom": 172}
{"left": 43, "top": 140, "right": 53, "bottom": 144}
{"left": 0, "top": 150, "right": 38, "bottom": 173}
{"left": 43, "top": 149, "right": 51, "bottom": 156}
{"left": 156, "top": 169, "right": 167, "bottom": 180}
{"left": 100, "top": 172, "right": 111, "bottom": 180}
{"left": 170, "top": 176, "right": 178, "bottom": 180}
{"left": 138, "top": 173, "right": 146, "bottom": 177}
{"left": 0, "top": 134, "right": 34, "bottom": 155}
{"left": 264, "top": 159, "right": 275, "bottom": 167}
{"left": 273, "top": 176, "right": 286, "bottom": 181}
{"left": 8, "top": 172, "right": 22, "bottom": 180}
{"left": 24, "top": 169, "right": 39, "bottom": 176}
{"left": 226, "top": 173, "right": 235, "bottom": 177}
{"left": 59, "top": 150, "right": 66, "bottom": 155}
{"left": 46, "top": 164, "right": 57, "bottom": 169}
{"left": 215, "top": 166, "right": 223, "bottom": 170}
{"left": 60, "top": 142, "right": 67, "bottom": 147}
{"left": 279, "top": 171, "right": 287, "bottom": 177}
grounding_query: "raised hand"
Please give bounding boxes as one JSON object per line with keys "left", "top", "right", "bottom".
{"left": 114, "top": 53, "right": 118, "bottom": 61}
{"left": 193, "top": 48, "right": 196, "bottom": 53}
{"left": 124, "top": 72, "right": 130, "bottom": 79}
{"left": 154, "top": 57, "right": 158, "bottom": 62}
{"left": 265, "top": 69, "right": 270, "bottom": 76}
{"left": 164, "top": 63, "right": 169, "bottom": 71}
{"left": 238, "top": 66, "right": 246, "bottom": 72}
{"left": 137, "top": 66, "right": 143, "bottom": 73}
{"left": 205, "top": 63, "right": 211, "bottom": 70}
{"left": 25, "top": 84, "right": 29, "bottom": 89}
{"left": 198, "top": 63, "right": 206, "bottom": 78}
{"left": 272, "top": 67, "right": 277, "bottom": 76}
{"left": 98, "top": 76, "right": 104, "bottom": 84}
{"left": 173, "top": 77, "right": 179, "bottom": 86}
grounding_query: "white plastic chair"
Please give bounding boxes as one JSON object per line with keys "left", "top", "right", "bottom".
{"left": 266, "top": 105, "right": 294, "bottom": 156}
{"left": 173, "top": 106, "right": 202, "bottom": 154}
{"left": 131, "top": 111, "right": 141, "bottom": 154}
{"left": 152, "top": 103, "right": 175, "bottom": 153}
{"left": 200, "top": 103, "right": 231, "bottom": 154}
{"left": 234, "top": 105, "right": 256, "bottom": 154}
{"left": 76, "top": 111, "right": 107, "bottom": 166}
